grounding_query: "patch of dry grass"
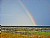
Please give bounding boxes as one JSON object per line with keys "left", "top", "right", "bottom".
{"left": 1, "top": 32, "right": 50, "bottom": 38}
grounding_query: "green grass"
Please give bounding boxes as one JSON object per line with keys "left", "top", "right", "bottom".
{"left": 31, "top": 32, "right": 50, "bottom": 36}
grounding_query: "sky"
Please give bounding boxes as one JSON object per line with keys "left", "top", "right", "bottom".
{"left": 0, "top": 0, "right": 50, "bottom": 26}
{"left": 21, "top": 0, "right": 50, "bottom": 25}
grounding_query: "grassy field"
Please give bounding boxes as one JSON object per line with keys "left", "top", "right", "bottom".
{"left": 1, "top": 32, "right": 50, "bottom": 38}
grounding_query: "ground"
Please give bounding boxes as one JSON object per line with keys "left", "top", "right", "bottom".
{"left": 1, "top": 32, "right": 50, "bottom": 38}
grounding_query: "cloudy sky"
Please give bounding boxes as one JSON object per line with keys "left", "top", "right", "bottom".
{"left": 0, "top": 0, "right": 50, "bottom": 26}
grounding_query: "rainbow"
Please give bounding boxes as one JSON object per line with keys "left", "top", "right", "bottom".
{"left": 18, "top": 0, "right": 37, "bottom": 26}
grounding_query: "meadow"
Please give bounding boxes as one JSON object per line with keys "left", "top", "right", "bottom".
{"left": 1, "top": 32, "right": 50, "bottom": 38}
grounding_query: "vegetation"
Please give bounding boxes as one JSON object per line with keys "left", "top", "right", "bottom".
{"left": 1, "top": 32, "right": 50, "bottom": 38}
{"left": 1, "top": 27, "right": 50, "bottom": 38}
